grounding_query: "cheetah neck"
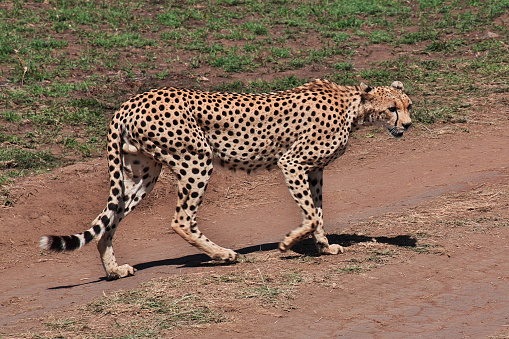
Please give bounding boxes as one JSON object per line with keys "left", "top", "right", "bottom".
{"left": 347, "top": 92, "right": 370, "bottom": 133}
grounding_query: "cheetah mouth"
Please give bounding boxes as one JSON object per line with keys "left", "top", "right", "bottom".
{"left": 387, "top": 127, "right": 404, "bottom": 138}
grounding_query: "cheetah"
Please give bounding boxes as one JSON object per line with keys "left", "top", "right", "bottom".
{"left": 40, "top": 79, "right": 412, "bottom": 280}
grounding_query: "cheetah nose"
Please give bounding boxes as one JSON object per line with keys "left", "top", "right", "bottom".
{"left": 403, "top": 122, "right": 412, "bottom": 130}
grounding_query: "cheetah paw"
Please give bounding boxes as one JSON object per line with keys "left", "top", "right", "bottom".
{"left": 211, "top": 249, "right": 238, "bottom": 263}
{"left": 320, "top": 244, "right": 344, "bottom": 255}
{"left": 278, "top": 241, "right": 291, "bottom": 252}
{"left": 107, "top": 264, "right": 136, "bottom": 280}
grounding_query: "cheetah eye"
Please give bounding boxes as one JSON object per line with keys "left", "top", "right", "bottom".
{"left": 388, "top": 107, "right": 397, "bottom": 113}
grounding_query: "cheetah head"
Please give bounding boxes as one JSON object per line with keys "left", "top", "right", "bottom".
{"left": 360, "top": 81, "right": 412, "bottom": 138}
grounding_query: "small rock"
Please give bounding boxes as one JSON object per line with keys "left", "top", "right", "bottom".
{"left": 482, "top": 31, "right": 499, "bottom": 39}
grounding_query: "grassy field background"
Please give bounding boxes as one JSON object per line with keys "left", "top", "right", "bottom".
{"left": 0, "top": 0, "right": 507, "bottom": 190}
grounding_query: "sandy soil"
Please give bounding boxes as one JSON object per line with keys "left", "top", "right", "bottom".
{"left": 1, "top": 115, "right": 508, "bottom": 336}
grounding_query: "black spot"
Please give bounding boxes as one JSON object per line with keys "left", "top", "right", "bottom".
{"left": 84, "top": 230, "right": 94, "bottom": 243}
{"left": 101, "top": 215, "right": 110, "bottom": 227}
{"left": 63, "top": 235, "right": 81, "bottom": 251}
{"left": 93, "top": 225, "right": 102, "bottom": 234}
{"left": 46, "top": 237, "right": 63, "bottom": 251}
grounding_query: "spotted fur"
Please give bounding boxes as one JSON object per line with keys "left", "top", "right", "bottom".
{"left": 40, "top": 79, "right": 412, "bottom": 280}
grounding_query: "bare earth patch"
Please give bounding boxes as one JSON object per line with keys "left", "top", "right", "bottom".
{"left": 0, "top": 111, "right": 508, "bottom": 337}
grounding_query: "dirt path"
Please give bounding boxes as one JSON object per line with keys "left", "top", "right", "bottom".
{"left": 201, "top": 226, "right": 509, "bottom": 338}
{"left": 1, "top": 120, "right": 508, "bottom": 336}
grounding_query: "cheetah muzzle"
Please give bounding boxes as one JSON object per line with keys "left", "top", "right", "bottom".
{"left": 40, "top": 79, "right": 412, "bottom": 280}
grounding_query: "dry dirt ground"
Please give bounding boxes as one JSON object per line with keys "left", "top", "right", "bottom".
{"left": 1, "top": 110, "right": 509, "bottom": 337}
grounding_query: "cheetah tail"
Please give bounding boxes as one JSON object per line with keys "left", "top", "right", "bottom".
{"left": 40, "top": 115, "right": 125, "bottom": 253}
{"left": 39, "top": 224, "right": 103, "bottom": 252}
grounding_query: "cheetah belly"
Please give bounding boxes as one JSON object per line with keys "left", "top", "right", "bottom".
{"left": 206, "top": 129, "right": 288, "bottom": 171}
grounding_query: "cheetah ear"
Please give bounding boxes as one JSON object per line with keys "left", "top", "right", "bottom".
{"left": 360, "top": 83, "right": 373, "bottom": 93}
{"left": 360, "top": 83, "right": 374, "bottom": 103}
{"left": 391, "top": 81, "right": 404, "bottom": 91}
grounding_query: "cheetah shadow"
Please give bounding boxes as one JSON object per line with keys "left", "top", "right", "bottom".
{"left": 49, "top": 233, "right": 416, "bottom": 289}
{"left": 135, "top": 233, "right": 417, "bottom": 270}
{"left": 288, "top": 233, "right": 417, "bottom": 256}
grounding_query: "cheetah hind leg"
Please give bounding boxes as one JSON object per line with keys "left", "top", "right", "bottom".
{"left": 168, "top": 154, "right": 237, "bottom": 263}
{"left": 98, "top": 152, "right": 162, "bottom": 280}
{"left": 308, "top": 169, "right": 344, "bottom": 255}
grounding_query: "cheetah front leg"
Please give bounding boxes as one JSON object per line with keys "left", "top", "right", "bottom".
{"left": 277, "top": 151, "right": 343, "bottom": 255}
{"left": 277, "top": 153, "right": 321, "bottom": 252}
{"left": 308, "top": 169, "right": 343, "bottom": 255}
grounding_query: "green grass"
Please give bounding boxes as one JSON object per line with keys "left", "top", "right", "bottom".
{"left": 214, "top": 75, "right": 310, "bottom": 93}
{"left": 242, "top": 20, "right": 269, "bottom": 35}
{"left": 208, "top": 47, "right": 257, "bottom": 72}
{"left": 0, "top": 0, "right": 507, "bottom": 188}
{"left": 336, "top": 264, "right": 364, "bottom": 274}
{"left": 0, "top": 148, "right": 60, "bottom": 185}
